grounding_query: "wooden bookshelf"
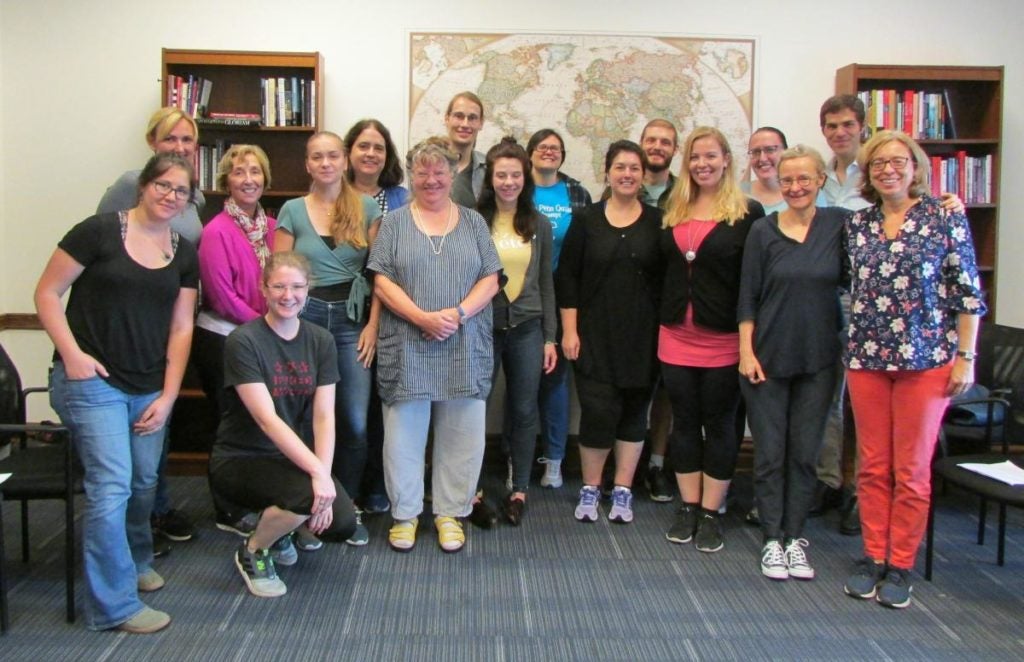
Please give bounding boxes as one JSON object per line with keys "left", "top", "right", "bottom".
{"left": 836, "top": 64, "right": 1003, "bottom": 319}
{"left": 162, "top": 49, "right": 323, "bottom": 221}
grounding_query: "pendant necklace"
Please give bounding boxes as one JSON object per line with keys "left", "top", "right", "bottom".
{"left": 412, "top": 201, "right": 455, "bottom": 255}
{"left": 685, "top": 220, "right": 713, "bottom": 263}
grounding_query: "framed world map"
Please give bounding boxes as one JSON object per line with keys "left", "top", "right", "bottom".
{"left": 409, "top": 31, "right": 756, "bottom": 196}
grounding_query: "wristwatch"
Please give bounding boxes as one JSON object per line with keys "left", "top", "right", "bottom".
{"left": 457, "top": 304, "right": 467, "bottom": 324}
{"left": 956, "top": 349, "right": 976, "bottom": 361}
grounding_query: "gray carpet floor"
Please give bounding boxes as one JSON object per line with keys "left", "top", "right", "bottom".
{"left": 2, "top": 467, "right": 1024, "bottom": 661}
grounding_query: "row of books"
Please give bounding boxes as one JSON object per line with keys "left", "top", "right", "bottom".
{"left": 929, "top": 152, "right": 992, "bottom": 204}
{"left": 166, "top": 75, "right": 213, "bottom": 118}
{"left": 164, "top": 74, "right": 316, "bottom": 128}
{"left": 194, "top": 141, "right": 232, "bottom": 191}
{"left": 261, "top": 77, "right": 316, "bottom": 127}
{"left": 858, "top": 89, "right": 955, "bottom": 140}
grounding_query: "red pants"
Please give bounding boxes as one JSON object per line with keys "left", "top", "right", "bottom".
{"left": 847, "top": 364, "right": 952, "bottom": 570}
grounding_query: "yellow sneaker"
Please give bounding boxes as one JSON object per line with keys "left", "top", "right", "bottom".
{"left": 435, "top": 516, "right": 465, "bottom": 553}
{"left": 388, "top": 518, "right": 418, "bottom": 552}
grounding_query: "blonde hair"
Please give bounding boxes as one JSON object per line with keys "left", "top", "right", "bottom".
{"left": 777, "top": 144, "right": 827, "bottom": 178}
{"left": 263, "top": 251, "right": 312, "bottom": 285}
{"left": 664, "top": 126, "right": 748, "bottom": 228}
{"left": 215, "top": 144, "right": 272, "bottom": 191}
{"left": 857, "top": 130, "right": 930, "bottom": 204}
{"left": 307, "top": 131, "right": 369, "bottom": 248}
{"left": 146, "top": 107, "right": 198, "bottom": 145}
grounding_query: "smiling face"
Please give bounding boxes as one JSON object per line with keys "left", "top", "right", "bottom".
{"left": 492, "top": 157, "right": 525, "bottom": 207}
{"left": 607, "top": 150, "right": 644, "bottom": 199}
{"left": 822, "top": 108, "right": 863, "bottom": 162}
{"left": 747, "top": 130, "right": 785, "bottom": 185}
{"left": 444, "top": 97, "right": 484, "bottom": 151}
{"left": 349, "top": 127, "right": 387, "bottom": 183}
{"left": 688, "top": 136, "right": 729, "bottom": 192}
{"left": 867, "top": 140, "right": 916, "bottom": 202}
{"left": 640, "top": 125, "right": 677, "bottom": 174}
{"left": 227, "top": 153, "right": 265, "bottom": 213}
{"left": 410, "top": 157, "right": 455, "bottom": 209}
{"left": 530, "top": 134, "right": 564, "bottom": 175}
{"left": 778, "top": 156, "right": 824, "bottom": 212}
{"left": 305, "top": 134, "right": 345, "bottom": 187}
{"left": 263, "top": 265, "right": 309, "bottom": 321}
{"left": 150, "top": 118, "right": 197, "bottom": 159}
{"left": 141, "top": 165, "right": 191, "bottom": 221}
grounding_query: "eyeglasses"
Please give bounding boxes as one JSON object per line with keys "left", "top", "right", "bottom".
{"left": 151, "top": 180, "right": 191, "bottom": 201}
{"left": 868, "top": 156, "right": 912, "bottom": 172}
{"left": 448, "top": 111, "right": 481, "bottom": 124}
{"left": 779, "top": 175, "right": 818, "bottom": 189}
{"left": 267, "top": 283, "right": 308, "bottom": 294}
{"left": 747, "top": 146, "right": 782, "bottom": 157}
{"left": 535, "top": 144, "right": 562, "bottom": 154}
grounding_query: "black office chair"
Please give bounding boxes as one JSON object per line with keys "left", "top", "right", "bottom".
{"left": 925, "top": 323, "right": 1024, "bottom": 580}
{"left": 0, "top": 342, "right": 79, "bottom": 629}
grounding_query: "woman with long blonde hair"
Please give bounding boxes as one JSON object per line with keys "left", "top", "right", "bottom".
{"left": 275, "top": 131, "right": 382, "bottom": 548}
{"left": 659, "top": 126, "right": 764, "bottom": 553}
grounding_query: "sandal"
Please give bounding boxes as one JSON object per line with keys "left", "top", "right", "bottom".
{"left": 435, "top": 516, "right": 465, "bottom": 552}
{"left": 388, "top": 518, "right": 418, "bottom": 552}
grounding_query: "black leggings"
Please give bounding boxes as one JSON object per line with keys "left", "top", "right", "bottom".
{"left": 662, "top": 362, "right": 741, "bottom": 480}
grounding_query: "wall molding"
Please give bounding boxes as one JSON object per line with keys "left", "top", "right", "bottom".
{"left": 0, "top": 313, "right": 43, "bottom": 331}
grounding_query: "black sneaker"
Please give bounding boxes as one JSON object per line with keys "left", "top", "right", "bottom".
{"left": 235, "top": 542, "right": 287, "bottom": 598}
{"left": 152, "top": 509, "right": 195, "bottom": 542}
{"left": 839, "top": 491, "right": 861, "bottom": 536}
{"left": 876, "top": 567, "right": 913, "bottom": 608}
{"left": 153, "top": 538, "right": 171, "bottom": 559}
{"left": 807, "top": 481, "right": 842, "bottom": 517}
{"left": 215, "top": 512, "right": 260, "bottom": 538}
{"left": 694, "top": 512, "right": 724, "bottom": 553}
{"left": 844, "top": 557, "right": 887, "bottom": 599}
{"left": 665, "top": 503, "right": 698, "bottom": 544}
{"left": 645, "top": 466, "right": 674, "bottom": 503}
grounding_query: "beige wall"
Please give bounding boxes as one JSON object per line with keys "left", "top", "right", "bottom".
{"left": 2, "top": 1, "right": 1023, "bottom": 421}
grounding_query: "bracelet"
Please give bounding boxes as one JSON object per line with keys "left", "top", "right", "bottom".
{"left": 457, "top": 304, "right": 467, "bottom": 321}
{"left": 956, "top": 349, "right": 976, "bottom": 361}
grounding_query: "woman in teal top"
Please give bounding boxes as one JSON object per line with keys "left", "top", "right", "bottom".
{"left": 275, "top": 131, "right": 381, "bottom": 547}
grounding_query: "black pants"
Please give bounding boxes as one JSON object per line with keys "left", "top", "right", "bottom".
{"left": 662, "top": 362, "right": 741, "bottom": 480}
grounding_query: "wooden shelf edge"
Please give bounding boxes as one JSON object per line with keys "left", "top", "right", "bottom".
{"left": 0, "top": 313, "right": 43, "bottom": 331}
{"left": 163, "top": 48, "right": 321, "bottom": 69}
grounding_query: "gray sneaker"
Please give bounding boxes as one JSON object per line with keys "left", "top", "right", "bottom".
{"left": 270, "top": 534, "right": 298, "bottom": 566}
{"left": 216, "top": 511, "right": 260, "bottom": 537}
{"left": 345, "top": 510, "right": 369, "bottom": 546}
{"left": 844, "top": 558, "right": 886, "bottom": 599}
{"left": 876, "top": 567, "right": 913, "bottom": 608}
{"left": 235, "top": 542, "right": 286, "bottom": 598}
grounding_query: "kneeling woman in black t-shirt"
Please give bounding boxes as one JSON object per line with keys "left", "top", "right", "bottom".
{"left": 209, "top": 251, "right": 356, "bottom": 598}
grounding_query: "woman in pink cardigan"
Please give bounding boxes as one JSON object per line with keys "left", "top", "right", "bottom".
{"left": 194, "top": 144, "right": 276, "bottom": 533}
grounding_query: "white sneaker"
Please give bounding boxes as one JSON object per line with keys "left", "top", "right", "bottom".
{"left": 760, "top": 539, "right": 788, "bottom": 580}
{"left": 784, "top": 538, "right": 814, "bottom": 580}
{"left": 539, "top": 458, "right": 563, "bottom": 488}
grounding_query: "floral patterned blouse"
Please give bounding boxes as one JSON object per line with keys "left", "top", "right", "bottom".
{"left": 844, "top": 194, "right": 985, "bottom": 371}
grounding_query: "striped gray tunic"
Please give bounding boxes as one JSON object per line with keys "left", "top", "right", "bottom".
{"left": 367, "top": 204, "right": 501, "bottom": 405}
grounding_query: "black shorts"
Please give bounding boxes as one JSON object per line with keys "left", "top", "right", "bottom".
{"left": 209, "top": 455, "right": 355, "bottom": 536}
{"left": 575, "top": 374, "right": 653, "bottom": 449}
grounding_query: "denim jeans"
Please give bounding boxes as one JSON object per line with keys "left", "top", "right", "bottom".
{"left": 301, "top": 296, "right": 371, "bottom": 500}
{"left": 50, "top": 361, "right": 163, "bottom": 630}
{"left": 492, "top": 318, "right": 544, "bottom": 492}
{"left": 538, "top": 341, "right": 569, "bottom": 461}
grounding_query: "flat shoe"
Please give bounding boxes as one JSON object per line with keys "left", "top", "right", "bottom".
{"left": 137, "top": 569, "right": 165, "bottom": 593}
{"left": 118, "top": 606, "right": 171, "bottom": 634}
{"left": 504, "top": 496, "right": 526, "bottom": 527}
{"left": 435, "top": 516, "right": 465, "bottom": 552}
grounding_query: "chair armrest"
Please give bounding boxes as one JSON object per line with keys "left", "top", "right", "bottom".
{"left": 0, "top": 423, "right": 69, "bottom": 436}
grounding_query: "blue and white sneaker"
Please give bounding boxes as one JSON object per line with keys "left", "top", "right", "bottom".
{"left": 608, "top": 486, "right": 634, "bottom": 523}
{"left": 574, "top": 485, "right": 600, "bottom": 522}
{"left": 270, "top": 534, "right": 298, "bottom": 567}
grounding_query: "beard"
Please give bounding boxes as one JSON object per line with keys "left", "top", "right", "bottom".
{"left": 646, "top": 160, "right": 670, "bottom": 174}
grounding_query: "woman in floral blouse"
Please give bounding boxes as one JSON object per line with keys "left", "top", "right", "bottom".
{"left": 842, "top": 131, "right": 985, "bottom": 609}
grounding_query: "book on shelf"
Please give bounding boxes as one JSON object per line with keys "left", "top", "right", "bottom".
{"left": 928, "top": 151, "right": 992, "bottom": 203}
{"left": 196, "top": 117, "right": 262, "bottom": 128}
{"left": 165, "top": 74, "right": 212, "bottom": 118}
{"left": 857, "top": 88, "right": 953, "bottom": 140}
{"left": 259, "top": 76, "right": 315, "bottom": 127}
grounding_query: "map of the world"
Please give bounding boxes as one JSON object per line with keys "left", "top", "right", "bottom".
{"left": 409, "top": 32, "right": 755, "bottom": 196}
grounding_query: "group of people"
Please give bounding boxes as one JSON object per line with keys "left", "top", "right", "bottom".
{"left": 34, "top": 90, "right": 985, "bottom": 633}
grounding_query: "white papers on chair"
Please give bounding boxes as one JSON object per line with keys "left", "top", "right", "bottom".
{"left": 0, "top": 472, "right": 10, "bottom": 485}
{"left": 957, "top": 460, "right": 1024, "bottom": 486}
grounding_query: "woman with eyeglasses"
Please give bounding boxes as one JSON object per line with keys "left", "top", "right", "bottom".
{"left": 841, "top": 131, "right": 985, "bottom": 609}
{"left": 737, "top": 145, "right": 849, "bottom": 582}
{"left": 526, "top": 128, "right": 594, "bottom": 488}
{"left": 741, "top": 127, "right": 789, "bottom": 215}
{"left": 36, "top": 153, "right": 199, "bottom": 633}
{"left": 96, "top": 106, "right": 206, "bottom": 546}
{"left": 274, "top": 131, "right": 382, "bottom": 549}
{"left": 209, "top": 251, "right": 356, "bottom": 599}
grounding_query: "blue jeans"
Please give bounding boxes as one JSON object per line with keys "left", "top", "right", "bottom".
{"left": 538, "top": 341, "right": 569, "bottom": 461}
{"left": 50, "top": 362, "right": 163, "bottom": 630}
{"left": 492, "top": 318, "right": 544, "bottom": 492}
{"left": 301, "top": 296, "right": 371, "bottom": 500}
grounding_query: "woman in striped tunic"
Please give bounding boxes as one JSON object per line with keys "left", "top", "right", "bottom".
{"left": 366, "top": 136, "right": 501, "bottom": 554}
